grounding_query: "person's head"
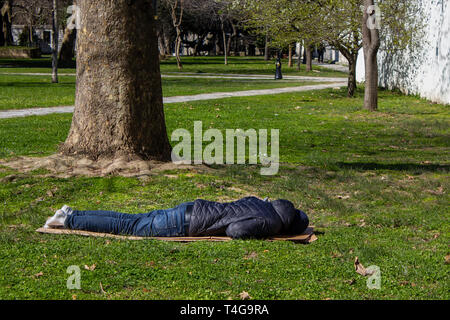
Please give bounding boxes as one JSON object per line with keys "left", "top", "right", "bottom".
{"left": 270, "top": 199, "right": 309, "bottom": 235}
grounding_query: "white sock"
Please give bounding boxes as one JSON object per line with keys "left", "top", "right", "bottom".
{"left": 44, "top": 205, "right": 72, "bottom": 228}
{"left": 61, "top": 205, "right": 73, "bottom": 216}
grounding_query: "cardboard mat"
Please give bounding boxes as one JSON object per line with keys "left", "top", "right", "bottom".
{"left": 36, "top": 226, "right": 317, "bottom": 243}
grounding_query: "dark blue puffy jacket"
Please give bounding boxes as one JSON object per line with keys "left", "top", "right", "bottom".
{"left": 188, "top": 196, "right": 309, "bottom": 239}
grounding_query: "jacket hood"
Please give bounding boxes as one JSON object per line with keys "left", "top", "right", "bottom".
{"left": 271, "top": 199, "right": 309, "bottom": 234}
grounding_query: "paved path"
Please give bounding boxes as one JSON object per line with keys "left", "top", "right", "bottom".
{"left": 0, "top": 82, "right": 346, "bottom": 119}
{"left": 313, "top": 62, "right": 349, "bottom": 73}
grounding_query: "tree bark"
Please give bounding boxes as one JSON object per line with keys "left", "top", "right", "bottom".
{"left": 362, "top": 0, "right": 380, "bottom": 111}
{"left": 51, "top": 0, "right": 58, "bottom": 83}
{"left": 59, "top": 0, "right": 77, "bottom": 65}
{"left": 60, "top": 0, "right": 172, "bottom": 161}
{"left": 59, "top": 27, "right": 76, "bottom": 64}
{"left": 175, "top": 27, "right": 182, "bottom": 69}
{"left": 29, "top": 21, "right": 33, "bottom": 47}
{"left": 226, "top": 22, "right": 237, "bottom": 56}
{"left": 305, "top": 45, "right": 313, "bottom": 72}
{"left": 338, "top": 47, "right": 358, "bottom": 97}
{"left": 288, "top": 43, "right": 293, "bottom": 68}
{"left": 347, "top": 56, "right": 357, "bottom": 97}
{"left": 220, "top": 17, "right": 227, "bottom": 65}
{"left": 264, "top": 33, "right": 269, "bottom": 61}
{"left": 1, "top": 0, "right": 13, "bottom": 46}
{"left": 168, "top": 0, "right": 184, "bottom": 70}
{"left": 296, "top": 42, "right": 302, "bottom": 71}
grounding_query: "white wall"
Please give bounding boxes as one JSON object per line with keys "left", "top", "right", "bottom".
{"left": 356, "top": 0, "right": 450, "bottom": 105}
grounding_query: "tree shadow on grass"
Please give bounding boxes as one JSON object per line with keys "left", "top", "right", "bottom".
{"left": 0, "top": 81, "right": 75, "bottom": 88}
{"left": 0, "top": 58, "right": 76, "bottom": 69}
{"left": 336, "top": 162, "right": 450, "bottom": 173}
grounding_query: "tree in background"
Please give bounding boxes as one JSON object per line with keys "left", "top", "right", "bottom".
{"left": 238, "top": 0, "right": 323, "bottom": 72}
{"left": 157, "top": 0, "right": 254, "bottom": 65}
{"left": 1, "top": 0, "right": 14, "bottom": 46}
{"left": 60, "top": 0, "right": 172, "bottom": 162}
{"left": 316, "top": 0, "right": 364, "bottom": 97}
{"left": 163, "top": 0, "right": 184, "bottom": 70}
{"left": 58, "top": 0, "right": 77, "bottom": 65}
{"left": 12, "top": 0, "right": 46, "bottom": 47}
{"left": 238, "top": 0, "right": 424, "bottom": 107}
{"left": 361, "top": 0, "right": 424, "bottom": 110}
{"left": 51, "top": 0, "right": 58, "bottom": 83}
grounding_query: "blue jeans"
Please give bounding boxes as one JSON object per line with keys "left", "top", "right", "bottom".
{"left": 64, "top": 202, "right": 193, "bottom": 237}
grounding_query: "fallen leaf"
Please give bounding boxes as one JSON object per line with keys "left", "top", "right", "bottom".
{"left": 243, "top": 251, "right": 258, "bottom": 260}
{"left": 72, "top": 295, "right": 77, "bottom": 300}
{"left": 84, "top": 264, "right": 96, "bottom": 271}
{"left": 445, "top": 255, "right": 450, "bottom": 264}
{"left": 354, "top": 257, "right": 374, "bottom": 276}
{"left": 331, "top": 252, "right": 342, "bottom": 259}
{"left": 239, "top": 291, "right": 251, "bottom": 300}
{"left": 34, "top": 271, "right": 44, "bottom": 278}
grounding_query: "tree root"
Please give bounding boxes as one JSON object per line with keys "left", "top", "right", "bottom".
{"left": 0, "top": 153, "right": 208, "bottom": 178}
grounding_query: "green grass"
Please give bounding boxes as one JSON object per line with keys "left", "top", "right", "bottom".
{"left": 0, "top": 75, "right": 76, "bottom": 110}
{"left": 0, "top": 55, "right": 347, "bottom": 77}
{"left": 0, "top": 85, "right": 448, "bottom": 299}
{"left": 0, "top": 73, "right": 328, "bottom": 110}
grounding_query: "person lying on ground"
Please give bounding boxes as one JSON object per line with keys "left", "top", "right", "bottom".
{"left": 43, "top": 196, "right": 309, "bottom": 240}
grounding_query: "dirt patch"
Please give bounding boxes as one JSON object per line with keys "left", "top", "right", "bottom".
{"left": 0, "top": 154, "right": 210, "bottom": 178}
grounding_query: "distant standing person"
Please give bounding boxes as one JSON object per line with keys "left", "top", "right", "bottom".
{"left": 317, "top": 43, "right": 325, "bottom": 63}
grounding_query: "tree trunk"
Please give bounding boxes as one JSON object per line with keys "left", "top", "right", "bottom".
{"left": 226, "top": 22, "right": 237, "bottom": 56}
{"left": 0, "top": 7, "right": 4, "bottom": 46}
{"left": 347, "top": 56, "right": 357, "bottom": 97}
{"left": 214, "top": 35, "right": 220, "bottom": 55}
{"left": 1, "top": 0, "right": 13, "bottom": 46}
{"left": 288, "top": 43, "right": 292, "bottom": 68}
{"left": 296, "top": 43, "right": 302, "bottom": 71}
{"left": 169, "top": 0, "right": 184, "bottom": 70}
{"left": 221, "top": 18, "right": 227, "bottom": 65}
{"left": 305, "top": 45, "right": 312, "bottom": 72}
{"left": 59, "top": 27, "right": 76, "bottom": 65}
{"left": 60, "top": 0, "right": 172, "bottom": 161}
{"left": 59, "top": 0, "right": 77, "bottom": 65}
{"left": 29, "top": 21, "right": 33, "bottom": 47}
{"left": 157, "top": 28, "right": 165, "bottom": 57}
{"left": 264, "top": 33, "right": 269, "bottom": 61}
{"left": 175, "top": 28, "right": 182, "bottom": 70}
{"left": 362, "top": 0, "right": 380, "bottom": 111}
{"left": 51, "top": 0, "right": 59, "bottom": 83}
{"left": 363, "top": 47, "right": 378, "bottom": 110}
